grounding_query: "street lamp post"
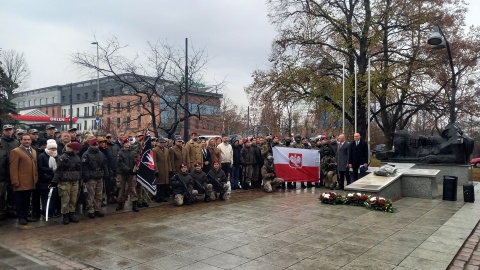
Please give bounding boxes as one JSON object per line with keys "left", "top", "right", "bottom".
{"left": 427, "top": 25, "right": 457, "bottom": 124}
{"left": 91, "top": 42, "right": 100, "bottom": 127}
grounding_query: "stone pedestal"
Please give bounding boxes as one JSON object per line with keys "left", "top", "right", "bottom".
{"left": 412, "top": 164, "right": 472, "bottom": 186}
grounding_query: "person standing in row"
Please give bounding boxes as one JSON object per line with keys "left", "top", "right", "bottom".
{"left": 184, "top": 132, "right": 203, "bottom": 172}
{"left": 217, "top": 135, "right": 233, "bottom": 181}
{"left": 169, "top": 137, "right": 185, "bottom": 173}
{"left": 153, "top": 137, "right": 170, "bottom": 203}
{"left": 116, "top": 138, "right": 139, "bottom": 212}
{"left": 348, "top": 133, "right": 369, "bottom": 182}
{"left": 9, "top": 134, "right": 38, "bottom": 225}
{"left": 0, "top": 124, "right": 19, "bottom": 220}
{"left": 206, "top": 138, "right": 220, "bottom": 173}
{"left": 240, "top": 138, "right": 255, "bottom": 190}
{"left": 82, "top": 138, "right": 109, "bottom": 218}
{"left": 33, "top": 139, "right": 59, "bottom": 219}
{"left": 51, "top": 142, "right": 83, "bottom": 225}
{"left": 201, "top": 139, "right": 211, "bottom": 174}
{"left": 336, "top": 134, "right": 350, "bottom": 190}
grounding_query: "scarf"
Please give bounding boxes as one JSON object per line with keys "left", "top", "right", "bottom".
{"left": 45, "top": 149, "right": 58, "bottom": 171}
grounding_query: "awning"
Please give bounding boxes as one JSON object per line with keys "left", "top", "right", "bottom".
{"left": 10, "top": 109, "right": 78, "bottom": 123}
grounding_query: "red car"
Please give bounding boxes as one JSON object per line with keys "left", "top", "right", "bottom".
{"left": 471, "top": 158, "right": 480, "bottom": 168}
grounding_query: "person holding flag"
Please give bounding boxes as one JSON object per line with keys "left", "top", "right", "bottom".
{"left": 134, "top": 129, "right": 156, "bottom": 207}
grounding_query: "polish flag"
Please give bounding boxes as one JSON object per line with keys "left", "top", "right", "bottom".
{"left": 272, "top": 147, "right": 320, "bottom": 182}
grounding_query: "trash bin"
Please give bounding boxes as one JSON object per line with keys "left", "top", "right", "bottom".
{"left": 443, "top": 175, "right": 458, "bottom": 201}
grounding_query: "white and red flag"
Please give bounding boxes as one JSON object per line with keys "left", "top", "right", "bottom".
{"left": 272, "top": 147, "right": 320, "bottom": 182}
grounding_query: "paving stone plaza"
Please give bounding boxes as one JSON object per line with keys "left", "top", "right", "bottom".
{"left": 0, "top": 187, "right": 479, "bottom": 270}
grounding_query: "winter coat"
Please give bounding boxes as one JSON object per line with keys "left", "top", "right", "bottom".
{"left": 9, "top": 146, "right": 38, "bottom": 191}
{"left": 251, "top": 144, "right": 263, "bottom": 167}
{"left": 191, "top": 169, "right": 207, "bottom": 186}
{"left": 170, "top": 171, "right": 194, "bottom": 195}
{"left": 81, "top": 147, "right": 108, "bottom": 180}
{"left": 52, "top": 151, "right": 82, "bottom": 183}
{"left": 240, "top": 146, "right": 256, "bottom": 165}
{"left": 107, "top": 142, "right": 121, "bottom": 174}
{"left": 207, "top": 146, "right": 221, "bottom": 164}
{"left": 0, "top": 136, "right": 20, "bottom": 183}
{"left": 117, "top": 147, "right": 137, "bottom": 175}
{"left": 37, "top": 152, "right": 56, "bottom": 185}
{"left": 153, "top": 146, "right": 170, "bottom": 185}
{"left": 57, "top": 141, "right": 67, "bottom": 155}
{"left": 184, "top": 139, "right": 203, "bottom": 169}
{"left": 232, "top": 145, "right": 242, "bottom": 166}
{"left": 207, "top": 168, "right": 227, "bottom": 184}
{"left": 169, "top": 145, "right": 185, "bottom": 173}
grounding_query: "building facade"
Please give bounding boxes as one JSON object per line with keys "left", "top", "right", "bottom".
{"left": 12, "top": 75, "right": 223, "bottom": 137}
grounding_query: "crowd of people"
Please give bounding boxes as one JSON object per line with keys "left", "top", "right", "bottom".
{"left": 0, "top": 123, "right": 369, "bottom": 226}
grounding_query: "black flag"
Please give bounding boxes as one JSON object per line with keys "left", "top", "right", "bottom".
{"left": 136, "top": 130, "right": 156, "bottom": 195}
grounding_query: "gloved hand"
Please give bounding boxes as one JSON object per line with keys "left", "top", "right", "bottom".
{"left": 49, "top": 183, "right": 58, "bottom": 188}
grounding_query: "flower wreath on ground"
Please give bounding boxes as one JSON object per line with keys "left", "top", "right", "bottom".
{"left": 319, "top": 192, "right": 396, "bottom": 213}
{"left": 319, "top": 192, "right": 344, "bottom": 205}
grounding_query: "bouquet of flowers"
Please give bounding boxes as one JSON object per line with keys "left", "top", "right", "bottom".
{"left": 319, "top": 192, "right": 343, "bottom": 205}
{"left": 344, "top": 192, "right": 369, "bottom": 206}
{"left": 364, "top": 196, "right": 395, "bottom": 213}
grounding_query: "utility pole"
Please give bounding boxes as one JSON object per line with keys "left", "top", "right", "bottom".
{"left": 69, "top": 83, "right": 73, "bottom": 128}
{"left": 183, "top": 38, "right": 189, "bottom": 140}
{"left": 247, "top": 106, "right": 250, "bottom": 136}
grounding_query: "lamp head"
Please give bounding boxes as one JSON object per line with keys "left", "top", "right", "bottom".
{"left": 427, "top": 26, "right": 444, "bottom": 46}
{"left": 91, "top": 42, "right": 98, "bottom": 45}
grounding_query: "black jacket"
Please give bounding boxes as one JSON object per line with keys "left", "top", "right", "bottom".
{"left": 240, "top": 146, "right": 256, "bottom": 165}
{"left": 348, "top": 140, "right": 369, "bottom": 167}
{"left": 232, "top": 145, "right": 242, "bottom": 166}
{"left": 107, "top": 142, "right": 121, "bottom": 174}
{"left": 117, "top": 148, "right": 137, "bottom": 175}
{"left": 207, "top": 168, "right": 227, "bottom": 184}
{"left": 37, "top": 152, "right": 56, "bottom": 184}
{"left": 0, "top": 136, "right": 20, "bottom": 183}
{"left": 82, "top": 147, "right": 109, "bottom": 180}
{"left": 170, "top": 172, "right": 194, "bottom": 195}
{"left": 52, "top": 151, "right": 82, "bottom": 183}
{"left": 191, "top": 169, "right": 207, "bottom": 186}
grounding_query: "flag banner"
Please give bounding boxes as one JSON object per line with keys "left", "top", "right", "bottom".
{"left": 136, "top": 130, "right": 157, "bottom": 195}
{"left": 272, "top": 147, "right": 320, "bottom": 182}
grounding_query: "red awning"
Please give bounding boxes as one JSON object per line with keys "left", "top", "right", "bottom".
{"left": 10, "top": 115, "right": 78, "bottom": 123}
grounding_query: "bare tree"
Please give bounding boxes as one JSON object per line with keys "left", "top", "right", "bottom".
{"left": 0, "top": 49, "right": 30, "bottom": 94}
{"left": 71, "top": 37, "right": 224, "bottom": 138}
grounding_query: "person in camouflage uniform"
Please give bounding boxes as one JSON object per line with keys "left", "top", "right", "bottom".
{"left": 51, "top": 142, "right": 83, "bottom": 225}
{"left": 191, "top": 162, "right": 212, "bottom": 202}
{"left": 261, "top": 156, "right": 284, "bottom": 193}
{"left": 207, "top": 160, "right": 228, "bottom": 200}
{"left": 321, "top": 145, "right": 337, "bottom": 189}
{"left": 260, "top": 136, "right": 273, "bottom": 162}
{"left": 170, "top": 164, "right": 198, "bottom": 206}
{"left": 240, "top": 138, "right": 255, "bottom": 190}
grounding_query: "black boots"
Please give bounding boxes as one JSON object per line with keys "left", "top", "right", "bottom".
{"left": 63, "top": 214, "right": 70, "bottom": 225}
{"left": 69, "top": 213, "right": 79, "bottom": 223}
{"left": 204, "top": 195, "right": 211, "bottom": 203}
{"left": 219, "top": 192, "right": 225, "bottom": 201}
{"left": 132, "top": 201, "right": 139, "bottom": 212}
{"left": 116, "top": 202, "right": 125, "bottom": 211}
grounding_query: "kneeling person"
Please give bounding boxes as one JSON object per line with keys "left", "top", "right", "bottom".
{"left": 262, "top": 156, "right": 284, "bottom": 193}
{"left": 191, "top": 162, "right": 212, "bottom": 202}
{"left": 170, "top": 164, "right": 198, "bottom": 206}
{"left": 207, "top": 160, "right": 229, "bottom": 201}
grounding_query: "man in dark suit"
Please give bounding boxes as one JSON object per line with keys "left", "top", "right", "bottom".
{"left": 348, "top": 133, "right": 369, "bottom": 181}
{"left": 336, "top": 134, "right": 350, "bottom": 190}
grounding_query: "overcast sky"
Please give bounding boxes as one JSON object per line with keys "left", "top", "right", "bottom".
{"left": 1, "top": 0, "right": 479, "bottom": 109}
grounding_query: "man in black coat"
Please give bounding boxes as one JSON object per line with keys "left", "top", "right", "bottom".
{"left": 348, "top": 133, "right": 369, "bottom": 181}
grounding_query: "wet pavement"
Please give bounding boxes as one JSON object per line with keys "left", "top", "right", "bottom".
{"left": 0, "top": 186, "right": 479, "bottom": 270}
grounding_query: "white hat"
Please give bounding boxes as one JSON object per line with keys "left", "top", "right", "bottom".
{"left": 46, "top": 139, "right": 57, "bottom": 149}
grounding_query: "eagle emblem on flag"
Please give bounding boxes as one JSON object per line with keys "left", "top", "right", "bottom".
{"left": 289, "top": 153, "right": 302, "bottom": 168}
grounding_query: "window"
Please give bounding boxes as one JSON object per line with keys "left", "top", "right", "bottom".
{"left": 52, "top": 97, "right": 55, "bottom": 103}
{"left": 93, "top": 92, "right": 96, "bottom": 99}
{"left": 46, "top": 108, "right": 48, "bottom": 115}
{"left": 77, "top": 123, "right": 81, "bottom": 131}
{"left": 84, "top": 120, "right": 87, "bottom": 130}
{"left": 116, "top": 102, "right": 121, "bottom": 112}
{"left": 46, "top": 98, "right": 48, "bottom": 104}
{"left": 116, "top": 118, "right": 120, "bottom": 127}
{"left": 52, "top": 109, "right": 55, "bottom": 117}
{"left": 85, "top": 93, "right": 88, "bottom": 100}
{"left": 77, "top": 108, "right": 80, "bottom": 117}
{"left": 34, "top": 99, "right": 36, "bottom": 105}
{"left": 62, "top": 96, "right": 65, "bottom": 103}
{"left": 137, "top": 117, "right": 141, "bottom": 128}
{"left": 101, "top": 90, "right": 105, "bottom": 97}
{"left": 92, "top": 120, "right": 95, "bottom": 128}
{"left": 39, "top": 99, "right": 42, "bottom": 105}
{"left": 126, "top": 102, "right": 130, "bottom": 112}
{"left": 77, "top": 94, "right": 80, "bottom": 100}
{"left": 107, "top": 104, "right": 111, "bottom": 114}
{"left": 126, "top": 117, "right": 131, "bottom": 129}
{"left": 84, "top": 107, "right": 88, "bottom": 117}
{"left": 110, "top": 89, "right": 114, "bottom": 96}
{"left": 92, "top": 106, "right": 95, "bottom": 116}
{"left": 28, "top": 100, "right": 31, "bottom": 106}
{"left": 23, "top": 101, "right": 25, "bottom": 107}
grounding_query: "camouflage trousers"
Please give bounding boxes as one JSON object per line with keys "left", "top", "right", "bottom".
{"left": 117, "top": 174, "right": 138, "bottom": 203}
{"left": 86, "top": 178, "right": 103, "bottom": 213}
{"left": 263, "top": 178, "right": 285, "bottom": 193}
{"left": 203, "top": 184, "right": 213, "bottom": 199}
{"left": 324, "top": 170, "right": 337, "bottom": 189}
{"left": 243, "top": 165, "right": 253, "bottom": 186}
{"left": 211, "top": 182, "right": 229, "bottom": 201}
{"left": 58, "top": 181, "right": 79, "bottom": 214}
{"left": 174, "top": 190, "right": 199, "bottom": 206}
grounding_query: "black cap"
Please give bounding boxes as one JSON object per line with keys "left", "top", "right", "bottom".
{"left": 68, "top": 127, "right": 78, "bottom": 132}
